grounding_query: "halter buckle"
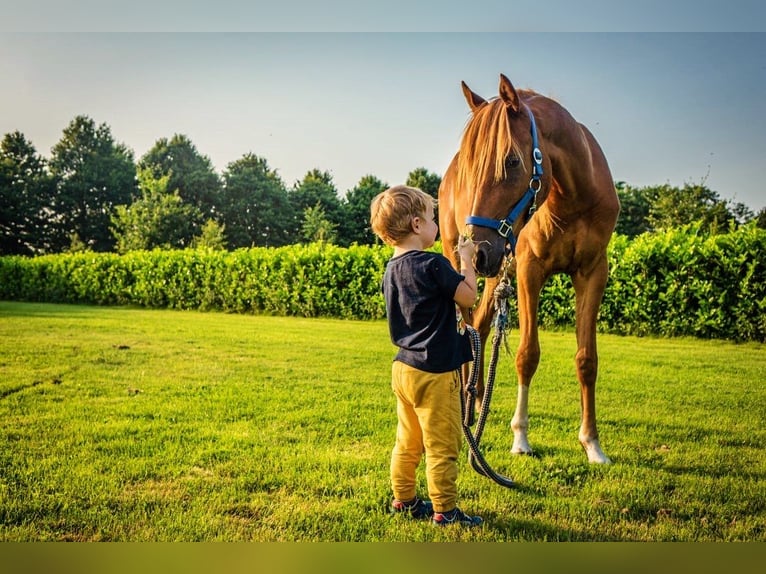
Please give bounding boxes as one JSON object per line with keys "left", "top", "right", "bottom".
{"left": 497, "top": 219, "right": 513, "bottom": 239}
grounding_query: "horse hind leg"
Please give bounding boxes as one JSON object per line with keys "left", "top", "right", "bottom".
{"left": 573, "top": 258, "right": 611, "bottom": 464}
{"left": 576, "top": 346, "right": 610, "bottom": 464}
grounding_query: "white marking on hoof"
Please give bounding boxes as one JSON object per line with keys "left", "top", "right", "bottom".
{"left": 581, "top": 438, "right": 611, "bottom": 464}
{"left": 511, "top": 435, "right": 533, "bottom": 456}
{"left": 511, "top": 385, "right": 532, "bottom": 455}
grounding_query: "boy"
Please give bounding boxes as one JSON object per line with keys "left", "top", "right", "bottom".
{"left": 370, "top": 185, "right": 482, "bottom": 527}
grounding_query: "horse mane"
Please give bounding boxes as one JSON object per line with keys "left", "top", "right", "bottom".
{"left": 456, "top": 97, "right": 523, "bottom": 195}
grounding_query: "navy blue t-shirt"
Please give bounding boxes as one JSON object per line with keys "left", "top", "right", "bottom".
{"left": 382, "top": 250, "right": 473, "bottom": 373}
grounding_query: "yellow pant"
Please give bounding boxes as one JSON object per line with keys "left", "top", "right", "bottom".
{"left": 390, "top": 361, "right": 462, "bottom": 513}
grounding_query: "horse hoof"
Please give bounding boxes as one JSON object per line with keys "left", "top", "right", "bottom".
{"left": 588, "top": 453, "right": 612, "bottom": 464}
{"left": 511, "top": 440, "right": 533, "bottom": 456}
{"left": 511, "top": 449, "right": 535, "bottom": 457}
{"left": 582, "top": 439, "right": 611, "bottom": 464}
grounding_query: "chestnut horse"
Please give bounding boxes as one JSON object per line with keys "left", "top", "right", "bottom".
{"left": 439, "top": 74, "right": 619, "bottom": 464}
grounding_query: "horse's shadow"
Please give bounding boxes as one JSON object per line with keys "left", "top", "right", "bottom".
{"left": 517, "top": 410, "right": 766, "bottom": 481}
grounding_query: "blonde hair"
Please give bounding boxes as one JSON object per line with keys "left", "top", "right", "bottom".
{"left": 370, "top": 185, "right": 435, "bottom": 246}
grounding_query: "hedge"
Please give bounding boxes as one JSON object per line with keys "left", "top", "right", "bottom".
{"left": 535, "top": 224, "right": 765, "bottom": 342}
{"left": 0, "top": 243, "right": 392, "bottom": 320}
{"left": 602, "top": 225, "right": 765, "bottom": 341}
{"left": 1, "top": 225, "right": 764, "bottom": 341}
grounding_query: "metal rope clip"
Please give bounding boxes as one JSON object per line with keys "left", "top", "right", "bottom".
{"left": 528, "top": 177, "right": 542, "bottom": 217}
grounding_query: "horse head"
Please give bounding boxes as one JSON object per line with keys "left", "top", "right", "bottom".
{"left": 456, "top": 74, "right": 541, "bottom": 277}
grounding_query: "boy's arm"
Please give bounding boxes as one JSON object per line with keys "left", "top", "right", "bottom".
{"left": 453, "top": 236, "right": 477, "bottom": 309}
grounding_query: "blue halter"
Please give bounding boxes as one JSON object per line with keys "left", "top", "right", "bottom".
{"left": 465, "top": 105, "right": 544, "bottom": 256}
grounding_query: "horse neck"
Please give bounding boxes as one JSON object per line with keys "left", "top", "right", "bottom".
{"left": 535, "top": 105, "right": 610, "bottom": 219}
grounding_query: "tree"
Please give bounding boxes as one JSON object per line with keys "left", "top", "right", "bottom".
{"left": 111, "top": 169, "right": 200, "bottom": 253}
{"left": 615, "top": 181, "right": 753, "bottom": 237}
{"left": 138, "top": 134, "right": 221, "bottom": 233}
{"left": 0, "top": 131, "right": 53, "bottom": 254}
{"left": 289, "top": 169, "right": 342, "bottom": 237}
{"left": 219, "top": 153, "right": 293, "bottom": 248}
{"left": 301, "top": 202, "right": 337, "bottom": 244}
{"left": 190, "top": 219, "right": 227, "bottom": 251}
{"left": 729, "top": 201, "right": 755, "bottom": 225}
{"left": 647, "top": 182, "right": 734, "bottom": 234}
{"left": 406, "top": 167, "right": 441, "bottom": 199}
{"left": 757, "top": 207, "right": 766, "bottom": 230}
{"left": 407, "top": 167, "right": 442, "bottom": 225}
{"left": 339, "top": 174, "right": 388, "bottom": 246}
{"left": 48, "top": 116, "right": 137, "bottom": 252}
{"left": 615, "top": 182, "right": 653, "bottom": 238}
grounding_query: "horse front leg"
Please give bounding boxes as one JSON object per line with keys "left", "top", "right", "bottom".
{"left": 462, "top": 275, "right": 497, "bottom": 406}
{"left": 511, "top": 259, "right": 545, "bottom": 456}
{"left": 572, "top": 256, "right": 611, "bottom": 464}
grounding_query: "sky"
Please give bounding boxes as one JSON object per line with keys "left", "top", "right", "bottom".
{"left": 1, "top": 4, "right": 765, "bottom": 212}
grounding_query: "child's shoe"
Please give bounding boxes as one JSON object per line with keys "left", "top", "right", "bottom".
{"left": 391, "top": 496, "right": 434, "bottom": 519}
{"left": 432, "top": 507, "right": 483, "bottom": 527}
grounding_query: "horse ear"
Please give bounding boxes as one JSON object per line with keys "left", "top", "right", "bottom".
{"left": 461, "top": 81, "right": 486, "bottom": 113}
{"left": 499, "top": 73, "right": 521, "bottom": 113}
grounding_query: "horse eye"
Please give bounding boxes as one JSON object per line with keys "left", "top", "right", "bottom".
{"left": 505, "top": 154, "right": 521, "bottom": 170}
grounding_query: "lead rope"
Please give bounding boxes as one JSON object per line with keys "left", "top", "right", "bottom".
{"left": 460, "top": 269, "right": 516, "bottom": 488}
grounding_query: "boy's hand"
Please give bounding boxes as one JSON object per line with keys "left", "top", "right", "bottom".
{"left": 454, "top": 235, "right": 478, "bottom": 307}
{"left": 457, "top": 234, "right": 476, "bottom": 263}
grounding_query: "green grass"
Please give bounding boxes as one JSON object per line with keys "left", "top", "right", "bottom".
{"left": 1, "top": 301, "right": 764, "bottom": 541}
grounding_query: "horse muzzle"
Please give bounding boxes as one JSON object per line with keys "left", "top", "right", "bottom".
{"left": 473, "top": 235, "right": 506, "bottom": 277}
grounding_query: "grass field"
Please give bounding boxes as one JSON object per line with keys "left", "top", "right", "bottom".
{"left": 0, "top": 301, "right": 764, "bottom": 541}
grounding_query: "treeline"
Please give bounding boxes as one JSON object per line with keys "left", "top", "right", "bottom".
{"left": 1, "top": 225, "right": 763, "bottom": 341}
{"left": 2, "top": 115, "right": 765, "bottom": 258}
{"left": 614, "top": 181, "right": 764, "bottom": 237}
{"left": 0, "top": 115, "right": 442, "bottom": 256}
